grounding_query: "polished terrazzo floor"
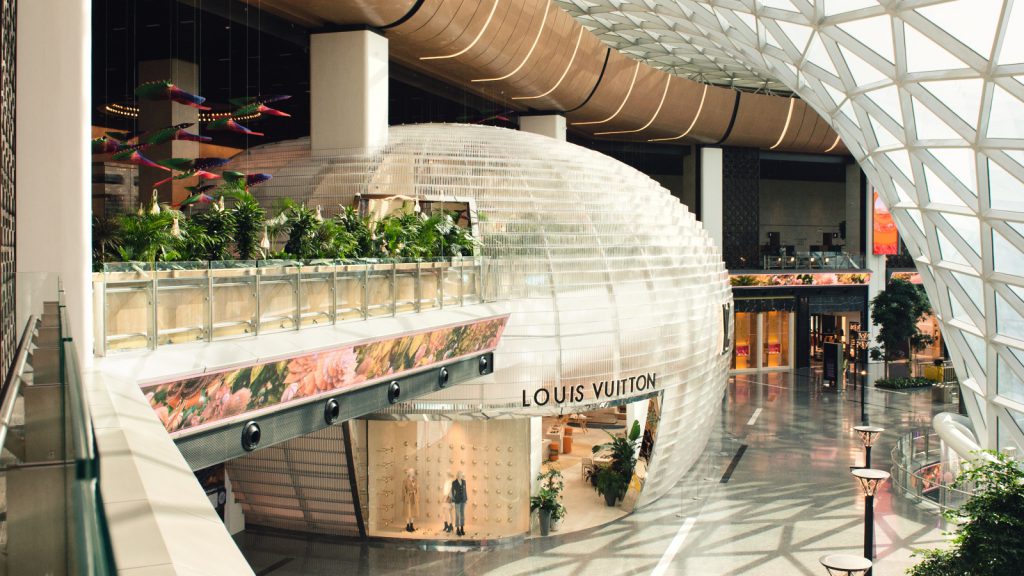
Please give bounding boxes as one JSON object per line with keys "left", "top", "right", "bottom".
{"left": 237, "top": 366, "right": 953, "bottom": 575}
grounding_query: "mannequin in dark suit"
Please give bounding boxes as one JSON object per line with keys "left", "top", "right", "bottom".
{"left": 450, "top": 471, "right": 467, "bottom": 536}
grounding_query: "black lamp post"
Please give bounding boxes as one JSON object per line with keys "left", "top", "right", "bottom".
{"left": 852, "top": 426, "right": 884, "bottom": 468}
{"left": 851, "top": 468, "right": 890, "bottom": 576}
{"left": 859, "top": 368, "right": 868, "bottom": 423}
{"left": 819, "top": 553, "right": 872, "bottom": 576}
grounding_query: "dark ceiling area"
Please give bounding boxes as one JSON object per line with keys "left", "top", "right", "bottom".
{"left": 91, "top": 0, "right": 515, "bottom": 149}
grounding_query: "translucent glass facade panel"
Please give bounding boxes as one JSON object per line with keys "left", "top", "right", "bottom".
{"left": 556, "top": 0, "right": 1024, "bottom": 453}
{"left": 230, "top": 124, "right": 732, "bottom": 504}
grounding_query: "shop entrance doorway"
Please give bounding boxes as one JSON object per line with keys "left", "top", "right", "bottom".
{"left": 537, "top": 396, "right": 660, "bottom": 534}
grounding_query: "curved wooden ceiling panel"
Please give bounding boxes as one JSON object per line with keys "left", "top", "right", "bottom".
{"left": 254, "top": 0, "right": 847, "bottom": 154}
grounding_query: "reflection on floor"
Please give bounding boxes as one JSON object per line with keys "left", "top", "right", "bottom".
{"left": 538, "top": 415, "right": 629, "bottom": 534}
{"left": 236, "top": 365, "right": 953, "bottom": 575}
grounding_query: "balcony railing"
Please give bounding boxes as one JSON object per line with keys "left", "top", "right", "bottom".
{"left": 93, "top": 257, "right": 489, "bottom": 355}
{"left": 890, "top": 428, "right": 974, "bottom": 512}
{"left": 755, "top": 250, "right": 866, "bottom": 271}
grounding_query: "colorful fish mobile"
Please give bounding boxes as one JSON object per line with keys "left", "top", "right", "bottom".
{"left": 174, "top": 192, "right": 216, "bottom": 209}
{"left": 91, "top": 136, "right": 125, "bottom": 155}
{"left": 207, "top": 117, "right": 263, "bottom": 136}
{"left": 230, "top": 95, "right": 292, "bottom": 118}
{"left": 124, "top": 123, "right": 211, "bottom": 146}
{"left": 153, "top": 157, "right": 230, "bottom": 187}
{"left": 222, "top": 171, "right": 272, "bottom": 188}
{"left": 111, "top": 145, "right": 169, "bottom": 172}
{"left": 135, "top": 80, "right": 211, "bottom": 110}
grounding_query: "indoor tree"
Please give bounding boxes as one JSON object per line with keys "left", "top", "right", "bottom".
{"left": 869, "top": 279, "right": 933, "bottom": 378}
{"left": 223, "top": 185, "right": 266, "bottom": 261}
{"left": 908, "top": 451, "right": 1024, "bottom": 576}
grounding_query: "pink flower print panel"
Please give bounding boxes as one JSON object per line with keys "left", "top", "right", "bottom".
{"left": 145, "top": 315, "right": 509, "bottom": 436}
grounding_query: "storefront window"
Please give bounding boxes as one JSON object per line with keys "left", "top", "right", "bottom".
{"left": 761, "top": 311, "right": 790, "bottom": 368}
{"left": 733, "top": 312, "right": 755, "bottom": 370}
{"left": 364, "top": 419, "right": 530, "bottom": 539}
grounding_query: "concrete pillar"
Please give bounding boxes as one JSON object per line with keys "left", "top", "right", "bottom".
{"left": 845, "top": 162, "right": 862, "bottom": 255}
{"left": 700, "top": 147, "right": 724, "bottom": 251}
{"left": 310, "top": 30, "right": 389, "bottom": 151}
{"left": 16, "top": 0, "right": 92, "bottom": 362}
{"left": 519, "top": 114, "right": 566, "bottom": 141}
{"left": 138, "top": 59, "right": 200, "bottom": 206}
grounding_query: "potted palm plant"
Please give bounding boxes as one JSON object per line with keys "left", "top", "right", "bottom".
{"left": 592, "top": 419, "right": 642, "bottom": 506}
{"left": 530, "top": 468, "right": 565, "bottom": 536}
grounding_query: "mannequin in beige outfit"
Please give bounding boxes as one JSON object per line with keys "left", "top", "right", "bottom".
{"left": 403, "top": 468, "right": 419, "bottom": 532}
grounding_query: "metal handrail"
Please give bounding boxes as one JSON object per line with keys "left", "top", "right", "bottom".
{"left": 0, "top": 314, "right": 40, "bottom": 451}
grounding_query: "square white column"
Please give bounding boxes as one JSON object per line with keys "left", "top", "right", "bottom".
{"left": 520, "top": 114, "right": 566, "bottom": 141}
{"left": 700, "top": 147, "right": 724, "bottom": 251}
{"left": 310, "top": 30, "right": 389, "bottom": 151}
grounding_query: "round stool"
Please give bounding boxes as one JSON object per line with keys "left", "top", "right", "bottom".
{"left": 818, "top": 554, "right": 872, "bottom": 576}
{"left": 549, "top": 442, "right": 560, "bottom": 461}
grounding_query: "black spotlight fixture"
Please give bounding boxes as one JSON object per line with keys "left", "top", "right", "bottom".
{"left": 388, "top": 380, "right": 401, "bottom": 403}
{"left": 241, "top": 421, "right": 262, "bottom": 451}
{"left": 438, "top": 366, "right": 450, "bottom": 388}
{"left": 324, "top": 398, "right": 341, "bottom": 425}
{"left": 479, "top": 354, "right": 492, "bottom": 375}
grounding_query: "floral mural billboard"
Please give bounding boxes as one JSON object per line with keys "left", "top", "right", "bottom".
{"left": 730, "top": 272, "right": 870, "bottom": 287}
{"left": 145, "top": 315, "right": 509, "bottom": 436}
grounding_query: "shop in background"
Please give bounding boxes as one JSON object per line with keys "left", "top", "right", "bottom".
{"left": 732, "top": 308, "right": 795, "bottom": 371}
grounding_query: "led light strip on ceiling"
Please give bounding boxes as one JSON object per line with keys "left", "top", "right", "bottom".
{"left": 824, "top": 134, "right": 842, "bottom": 153}
{"left": 594, "top": 74, "right": 672, "bottom": 135}
{"left": 572, "top": 61, "right": 641, "bottom": 126}
{"left": 769, "top": 98, "right": 796, "bottom": 150}
{"left": 472, "top": 3, "right": 549, "bottom": 82}
{"left": 421, "top": 0, "right": 501, "bottom": 61}
{"left": 511, "top": 27, "right": 584, "bottom": 100}
{"left": 648, "top": 84, "right": 708, "bottom": 142}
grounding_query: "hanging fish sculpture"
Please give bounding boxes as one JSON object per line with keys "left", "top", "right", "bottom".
{"left": 135, "top": 80, "right": 211, "bottom": 110}
{"left": 92, "top": 136, "right": 125, "bottom": 154}
{"left": 153, "top": 157, "right": 230, "bottom": 187}
{"left": 174, "top": 192, "right": 216, "bottom": 209}
{"left": 222, "top": 171, "right": 272, "bottom": 188}
{"left": 136, "top": 123, "right": 211, "bottom": 145}
{"left": 111, "top": 145, "right": 170, "bottom": 172}
{"left": 183, "top": 183, "right": 217, "bottom": 196}
{"left": 229, "top": 95, "right": 292, "bottom": 118}
{"left": 207, "top": 117, "right": 263, "bottom": 136}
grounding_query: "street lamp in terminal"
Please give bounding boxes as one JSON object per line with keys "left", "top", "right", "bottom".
{"left": 858, "top": 368, "right": 868, "bottom": 423}
{"left": 852, "top": 426, "right": 884, "bottom": 468}
{"left": 851, "top": 468, "right": 890, "bottom": 576}
{"left": 818, "top": 554, "right": 872, "bottom": 576}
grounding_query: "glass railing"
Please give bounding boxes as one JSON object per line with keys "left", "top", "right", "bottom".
{"left": 740, "top": 250, "right": 868, "bottom": 271}
{"left": 93, "top": 256, "right": 490, "bottom": 355}
{"left": 1, "top": 274, "right": 116, "bottom": 574}
{"left": 890, "top": 428, "right": 975, "bottom": 512}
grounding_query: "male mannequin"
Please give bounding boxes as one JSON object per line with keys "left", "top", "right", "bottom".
{"left": 403, "top": 468, "right": 419, "bottom": 532}
{"left": 450, "top": 470, "right": 468, "bottom": 536}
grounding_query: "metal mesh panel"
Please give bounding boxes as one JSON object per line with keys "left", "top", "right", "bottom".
{"left": 0, "top": 0, "right": 14, "bottom": 380}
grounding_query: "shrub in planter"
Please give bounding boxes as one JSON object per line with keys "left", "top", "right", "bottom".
{"left": 594, "top": 467, "right": 629, "bottom": 506}
{"left": 530, "top": 468, "right": 565, "bottom": 536}
{"left": 875, "top": 376, "right": 934, "bottom": 390}
{"left": 908, "top": 451, "right": 1024, "bottom": 576}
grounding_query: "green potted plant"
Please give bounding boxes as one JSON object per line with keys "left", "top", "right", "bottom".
{"left": 594, "top": 467, "right": 629, "bottom": 506}
{"left": 592, "top": 420, "right": 642, "bottom": 506}
{"left": 908, "top": 451, "right": 1024, "bottom": 575}
{"left": 869, "top": 279, "right": 933, "bottom": 379}
{"left": 530, "top": 468, "right": 565, "bottom": 536}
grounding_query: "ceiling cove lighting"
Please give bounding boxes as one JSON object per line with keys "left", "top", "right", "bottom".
{"left": 572, "top": 61, "right": 641, "bottom": 126}
{"left": 648, "top": 83, "right": 708, "bottom": 142}
{"left": 103, "top": 102, "right": 260, "bottom": 122}
{"left": 769, "top": 97, "right": 796, "bottom": 150}
{"left": 511, "top": 27, "right": 584, "bottom": 100}
{"left": 472, "top": 3, "right": 549, "bottom": 82}
{"left": 421, "top": 0, "right": 501, "bottom": 61}
{"left": 594, "top": 74, "right": 672, "bottom": 135}
{"left": 824, "top": 134, "right": 842, "bottom": 153}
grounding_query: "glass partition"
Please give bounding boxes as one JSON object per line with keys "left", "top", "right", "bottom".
{"left": 96, "top": 257, "right": 489, "bottom": 355}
